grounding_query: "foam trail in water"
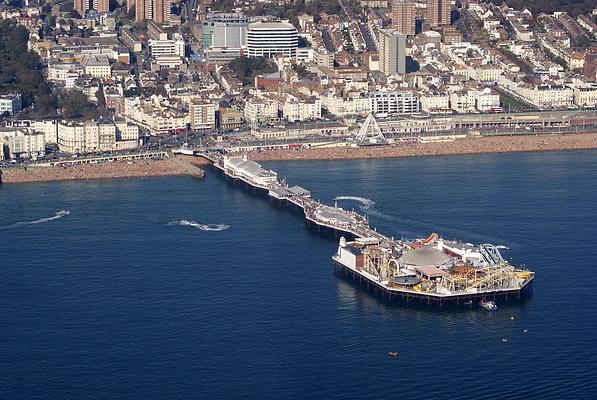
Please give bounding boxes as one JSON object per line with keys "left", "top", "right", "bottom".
{"left": 333, "top": 198, "right": 515, "bottom": 247}
{"left": 334, "top": 196, "right": 394, "bottom": 221}
{"left": 168, "top": 219, "right": 231, "bottom": 232}
{"left": 2, "top": 210, "right": 71, "bottom": 229}
{"left": 334, "top": 196, "right": 375, "bottom": 210}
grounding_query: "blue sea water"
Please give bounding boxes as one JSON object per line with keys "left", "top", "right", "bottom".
{"left": 1, "top": 150, "right": 596, "bottom": 399}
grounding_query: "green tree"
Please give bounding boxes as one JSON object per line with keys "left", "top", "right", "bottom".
{"left": 96, "top": 83, "right": 106, "bottom": 108}
{"left": 292, "top": 63, "right": 309, "bottom": 78}
{"left": 227, "top": 56, "right": 277, "bottom": 86}
{"left": 0, "top": 20, "right": 60, "bottom": 117}
{"left": 61, "top": 90, "right": 98, "bottom": 118}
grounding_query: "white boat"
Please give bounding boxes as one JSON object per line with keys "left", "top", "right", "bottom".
{"left": 480, "top": 300, "right": 498, "bottom": 311}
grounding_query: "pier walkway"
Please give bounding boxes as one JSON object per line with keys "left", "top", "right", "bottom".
{"left": 198, "top": 151, "right": 392, "bottom": 244}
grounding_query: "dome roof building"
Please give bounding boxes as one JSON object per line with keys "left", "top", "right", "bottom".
{"left": 398, "top": 246, "right": 452, "bottom": 269}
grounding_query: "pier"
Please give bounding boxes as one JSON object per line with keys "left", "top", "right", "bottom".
{"left": 196, "top": 151, "right": 534, "bottom": 307}
{"left": 199, "top": 151, "right": 383, "bottom": 240}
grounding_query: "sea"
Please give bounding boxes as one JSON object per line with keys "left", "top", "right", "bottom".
{"left": 1, "top": 150, "right": 596, "bottom": 400}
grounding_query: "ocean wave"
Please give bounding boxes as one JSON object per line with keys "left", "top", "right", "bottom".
{"left": 2, "top": 210, "right": 71, "bottom": 229}
{"left": 168, "top": 219, "right": 231, "bottom": 232}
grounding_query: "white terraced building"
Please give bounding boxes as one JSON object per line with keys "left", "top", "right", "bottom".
{"left": 369, "top": 91, "right": 420, "bottom": 115}
{"left": 246, "top": 20, "right": 298, "bottom": 59}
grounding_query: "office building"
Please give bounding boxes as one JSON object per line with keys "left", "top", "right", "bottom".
{"left": 246, "top": 20, "right": 298, "bottom": 59}
{"left": 378, "top": 29, "right": 406, "bottom": 76}
{"left": 202, "top": 13, "right": 248, "bottom": 48}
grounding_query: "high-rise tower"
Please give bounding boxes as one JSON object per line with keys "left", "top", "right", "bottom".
{"left": 426, "top": 0, "right": 450, "bottom": 27}
{"left": 391, "top": 1, "right": 415, "bottom": 36}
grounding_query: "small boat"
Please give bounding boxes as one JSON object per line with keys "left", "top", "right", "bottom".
{"left": 502, "top": 338, "right": 508, "bottom": 342}
{"left": 388, "top": 352, "right": 398, "bottom": 357}
{"left": 480, "top": 300, "right": 498, "bottom": 311}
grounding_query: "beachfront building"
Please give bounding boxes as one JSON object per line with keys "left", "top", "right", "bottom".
{"left": 369, "top": 91, "right": 420, "bottom": 115}
{"left": 475, "top": 88, "right": 501, "bottom": 112}
{"left": 281, "top": 96, "right": 322, "bottom": 122}
{"left": 57, "top": 119, "right": 140, "bottom": 153}
{"left": 124, "top": 97, "right": 189, "bottom": 135}
{"left": 420, "top": 92, "right": 450, "bottom": 113}
{"left": 449, "top": 90, "right": 478, "bottom": 113}
{"left": 517, "top": 84, "right": 574, "bottom": 109}
{"left": 251, "top": 121, "right": 349, "bottom": 140}
{"left": 244, "top": 97, "right": 280, "bottom": 124}
{"left": 573, "top": 85, "right": 597, "bottom": 107}
{"left": 1, "top": 130, "right": 45, "bottom": 159}
{"left": 189, "top": 99, "right": 217, "bottom": 130}
{"left": 321, "top": 93, "right": 370, "bottom": 117}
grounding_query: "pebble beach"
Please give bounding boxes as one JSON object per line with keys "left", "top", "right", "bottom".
{"left": 0, "top": 158, "right": 205, "bottom": 184}
{"left": 244, "top": 132, "right": 597, "bottom": 162}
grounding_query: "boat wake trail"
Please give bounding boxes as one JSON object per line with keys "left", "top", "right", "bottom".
{"left": 168, "top": 219, "right": 231, "bottom": 232}
{"left": 334, "top": 196, "right": 394, "bottom": 220}
{"left": 1, "top": 210, "right": 71, "bottom": 229}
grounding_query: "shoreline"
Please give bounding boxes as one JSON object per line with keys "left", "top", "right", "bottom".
{"left": 0, "top": 157, "right": 205, "bottom": 184}
{"left": 1, "top": 132, "right": 596, "bottom": 184}
{"left": 242, "top": 132, "right": 597, "bottom": 162}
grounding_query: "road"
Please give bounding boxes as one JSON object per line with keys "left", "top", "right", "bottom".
{"left": 359, "top": 23, "right": 376, "bottom": 52}
{"left": 321, "top": 29, "right": 335, "bottom": 53}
